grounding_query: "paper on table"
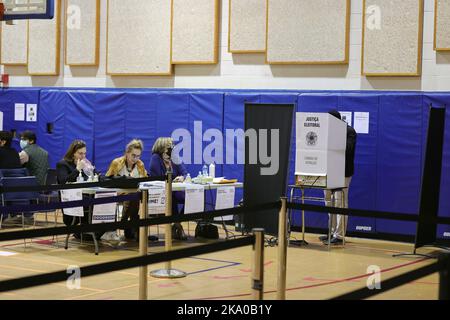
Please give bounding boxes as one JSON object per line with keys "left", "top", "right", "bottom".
{"left": 26, "top": 104, "right": 38, "bottom": 122}
{"left": 214, "top": 186, "right": 235, "bottom": 221}
{"left": 92, "top": 192, "right": 117, "bottom": 224}
{"left": 354, "top": 112, "right": 369, "bottom": 134}
{"left": 213, "top": 177, "right": 225, "bottom": 184}
{"left": 14, "top": 103, "right": 25, "bottom": 121}
{"left": 148, "top": 185, "right": 166, "bottom": 215}
{"left": 60, "top": 189, "right": 84, "bottom": 217}
{"left": 184, "top": 184, "right": 204, "bottom": 214}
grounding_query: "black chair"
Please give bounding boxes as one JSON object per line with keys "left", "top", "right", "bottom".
{"left": 0, "top": 176, "right": 41, "bottom": 248}
{"left": 0, "top": 168, "right": 29, "bottom": 178}
{"left": 38, "top": 169, "right": 62, "bottom": 246}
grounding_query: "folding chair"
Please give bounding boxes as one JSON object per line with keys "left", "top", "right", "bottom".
{"left": 38, "top": 169, "right": 61, "bottom": 246}
{"left": 0, "top": 176, "right": 41, "bottom": 249}
{"left": 39, "top": 169, "right": 60, "bottom": 222}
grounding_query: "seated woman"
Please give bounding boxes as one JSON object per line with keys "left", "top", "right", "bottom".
{"left": 56, "top": 140, "right": 102, "bottom": 240}
{"left": 150, "top": 137, "right": 188, "bottom": 240}
{"left": 106, "top": 139, "right": 147, "bottom": 241}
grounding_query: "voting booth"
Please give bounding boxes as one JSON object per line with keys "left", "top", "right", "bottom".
{"left": 295, "top": 112, "right": 347, "bottom": 189}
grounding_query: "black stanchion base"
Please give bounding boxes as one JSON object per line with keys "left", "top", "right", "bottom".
{"left": 393, "top": 245, "right": 450, "bottom": 259}
{"left": 290, "top": 240, "right": 309, "bottom": 246}
{"left": 392, "top": 252, "right": 435, "bottom": 259}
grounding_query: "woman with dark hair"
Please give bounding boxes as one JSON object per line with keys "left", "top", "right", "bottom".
{"left": 56, "top": 140, "right": 95, "bottom": 184}
{"left": 150, "top": 137, "right": 188, "bottom": 240}
{"left": 56, "top": 140, "right": 100, "bottom": 240}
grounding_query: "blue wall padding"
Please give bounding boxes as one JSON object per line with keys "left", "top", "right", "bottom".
{"left": 63, "top": 91, "right": 96, "bottom": 167}
{"left": 124, "top": 92, "right": 158, "bottom": 171}
{"left": 0, "top": 89, "right": 40, "bottom": 152}
{"left": 94, "top": 92, "right": 127, "bottom": 174}
{"left": 188, "top": 93, "right": 224, "bottom": 210}
{"left": 339, "top": 94, "right": 379, "bottom": 235}
{"left": 38, "top": 90, "right": 66, "bottom": 168}
{"left": 156, "top": 93, "right": 189, "bottom": 138}
{"left": 376, "top": 94, "right": 423, "bottom": 235}
{"left": 223, "top": 93, "right": 261, "bottom": 205}
{"left": 188, "top": 93, "right": 224, "bottom": 178}
{"left": 1, "top": 87, "right": 450, "bottom": 241}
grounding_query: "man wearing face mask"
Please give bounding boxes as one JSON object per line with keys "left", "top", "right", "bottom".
{"left": 150, "top": 137, "right": 188, "bottom": 240}
{"left": 19, "top": 131, "right": 49, "bottom": 185}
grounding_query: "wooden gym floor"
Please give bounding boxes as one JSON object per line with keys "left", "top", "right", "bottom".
{"left": 0, "top": 216, "right": 439, "bottom": 300}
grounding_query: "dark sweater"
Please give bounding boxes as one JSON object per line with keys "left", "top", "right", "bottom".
{"left": 0, "top": 146, "right": 21, "bottom": 169}
{"left": 56, "top": 160, "right": 87, "bottom": 184}
{"left": 22, "top": 144, "right": 49, "bottom": 185}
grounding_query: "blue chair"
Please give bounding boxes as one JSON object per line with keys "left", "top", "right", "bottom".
{"left": 0, "top": 168, "right": 29, "bottom": 178}
{"left": 0, "top": 177, "right": 41, "bottom": 248}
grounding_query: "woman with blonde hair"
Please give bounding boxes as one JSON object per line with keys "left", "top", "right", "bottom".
{"left": 150, "top": 137, "right": 188, "bottom": 240}
{"left": 106, "top": 139, "right": 147, "bottom": 241}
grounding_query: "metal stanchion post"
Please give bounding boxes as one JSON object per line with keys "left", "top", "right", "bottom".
{"left": 328, "top": 191, "right": 334, "bottom": 251}
{"left": 277, "top": 198, "right": 288, "bottom": 300}
{"left": 139, "top": 189, "right": 149, "bottom": 300}
{"left": 439, "top": 253, "right": 450, "bottom": 300}
{"left": 150, "top": 169, "right": 187, "bottom": 279}
{"left": 252, "top": 228, "right": 265, "bottom": 300}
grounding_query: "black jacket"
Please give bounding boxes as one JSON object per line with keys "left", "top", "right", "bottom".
{"left": 56, "top": 160, "right": 88, "bottom": 184}
{"left": 0, "top": 147, "right": 21, "bottom": 169}
{"left": 345, "top": 126, "right": 357, "bottom": 178}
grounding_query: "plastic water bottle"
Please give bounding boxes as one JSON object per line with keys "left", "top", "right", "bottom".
{"left": 202, "top": 164, "right": 208, "bottom": 177}
{"left": 76, "top": 171, "right": 84, "bottom": 183}
{"left": 209, "top": 163, "right": 215, "bottom": 179}
{"left": 185, "top": 173, "right": 192, "bottom": 183}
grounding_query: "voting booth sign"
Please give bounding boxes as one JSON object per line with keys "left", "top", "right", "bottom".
{"left": 295, "top": 112, "right": 346, "bottom": 189}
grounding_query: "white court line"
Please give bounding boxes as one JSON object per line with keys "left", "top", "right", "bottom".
{"left": 0, "top": 251, "right": 18, "bottom": 257}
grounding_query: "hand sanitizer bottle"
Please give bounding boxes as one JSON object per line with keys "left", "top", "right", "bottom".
{"left": 209, "top": 163, "right": 215, "bottom": 179}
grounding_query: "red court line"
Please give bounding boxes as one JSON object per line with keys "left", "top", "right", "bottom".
{"left": 197, "top": 257, "right": 431, "bottom": 300}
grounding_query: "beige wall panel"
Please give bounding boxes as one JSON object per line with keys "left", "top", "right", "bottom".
{"left": 171, "top": 0, "right": 218, "bottom": 64}
{"left": 1, "top": 21, "right": 28, "bottom": 65}
{"left": 266, "top": 0, "right": 349, "bottom": 64}
{"left": 435, "top": 0, "right": 450, "bottom": 50}
{"left": 229, "top": 0, "right": 266, "bottom": 53}
{"left": 107, "top": 0, "right": 172, "bottom": 75}
{"left": 65, "top": 0, "right": 99, "bottom": 65}
{"left": 362, "top": 0, "right": 423, "bottom": 76}
{"left": 28, "top": 0, "right": 60, "bottom": 75}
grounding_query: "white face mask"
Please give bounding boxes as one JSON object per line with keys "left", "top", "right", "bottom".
{"left": 20, "top": 140, "right": 28, "bottom": 149}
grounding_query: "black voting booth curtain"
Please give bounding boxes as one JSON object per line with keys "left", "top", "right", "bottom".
{"left": 415, "top": 107, "right": 446, "bottom": 249}
{"left": 243, "top": 104, "right": 294, "bottom": 235}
